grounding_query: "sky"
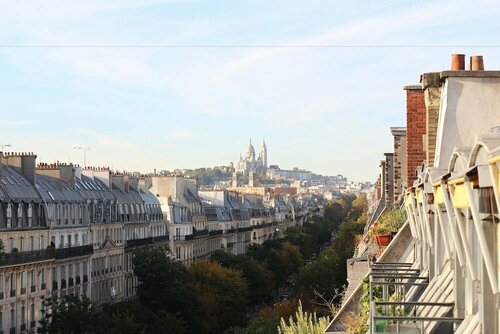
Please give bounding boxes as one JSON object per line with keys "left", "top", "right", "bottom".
{"left": 1, "top": 0, "right": 500, "bottom": 181}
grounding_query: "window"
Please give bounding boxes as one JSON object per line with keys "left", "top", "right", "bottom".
{"left": 9, "top": 273, "right": 15, "bottom": 293}
{"left": 8, "top": 238, "right": 13, "bottom": 252}
{"left": 68, "top": 235, "right": 72, "bottom": 247}
{"left": 19, "top": 237, "right": 24, "bottom": 252}
{"left": 10, "top": 309, "right": 14, "bottom": 329}
{"left": 40, "top": 236, "right": 45, "bottom": 249}
{"left": 30, "top": 304, "right": 35, "bottom": 325}
{"left": 30, "top": 271, "right": 35, "bottom": 290}
{"left": 20, "top": 271, "right": 26, "bottom": 294}
{"left": 21, "top": 306, "right": 25, "bottom": 325}
{"left": 30, "top": 236, "right": 34, "bottom": 251}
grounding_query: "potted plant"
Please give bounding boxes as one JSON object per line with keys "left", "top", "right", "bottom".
{"left": 369, "top": 226, "right": 391, "bottom": 246}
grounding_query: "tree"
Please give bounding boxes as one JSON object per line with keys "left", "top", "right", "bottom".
{"left": 188, "top": 259, "right": 249, "bottom": 333}
{"left": 349, "top": 194, "right": 367, "bottom": 220}
{"left": 38, "top": 295, "right": 115, "bottom": 334}
{"left": 266, "top": 241, "right": 303, "bottom": 285}
{"left": 285, "top": 226, "right": 315, "bottom": 258}
{"left": 147, "top": 310, "right": 186, "bottom": 334}
{"left": 133, "top": 247, "right": 191, "bottom": 314}
{"left": 293, "top": 250, "right": 346, "bottom": 300}
{"left": 236, "top": 299, "right": 300, "bottom": 334}
{"left": 211, "top": 251, "right": 275, "bottom": 305}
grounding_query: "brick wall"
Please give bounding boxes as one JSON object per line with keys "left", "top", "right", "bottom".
{"left": 404, "top": 86, "right": 426, "bottom": 187}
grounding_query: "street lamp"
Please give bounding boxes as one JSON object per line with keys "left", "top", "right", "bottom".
{"left": 74, "top": 146, "right": 90, "bottom": 168}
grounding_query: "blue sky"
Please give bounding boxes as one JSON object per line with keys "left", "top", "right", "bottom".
{"left": 1, "top": 0, "right": 500, "bottom": 181}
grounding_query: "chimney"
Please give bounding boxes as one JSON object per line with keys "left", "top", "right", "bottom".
{"left": 421, "top": 72, "right": 442, "bottom": 167}
{"left": 112, "top": 174, "right": 125, "bottom": 192}
{"left": 139, "top": 177, "right": 152, "bottom": 192}
{"left": 127, "top": 176, "right": 139, "bottom": 191}
{"left": 403, "top": 85, "right": 426, "bottom": 187}
{"left": 0, "top": 152, "right": 4, "bottom": 180}
{"left": 92, "top": 168, "right": 111, "bottom": 188}
{"left": 36, "top": 162, "right": 76, "bottom": 186}
{"left": 5, "top": 152, "right": 37, "bottom": 184}
{"left": 74, "top": 166, "right": 82, "bottom": 180}
{"left": 451, "top": 54, "right": 465, "bottom": 70}
{"left": 470, "top": 55, "right": 484, "bottom": 71}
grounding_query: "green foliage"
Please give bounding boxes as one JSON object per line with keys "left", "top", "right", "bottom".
{"left": 133, "top": 247, "right": 192, "bottom": 315}
{"left": 188, "top": 259, "right": 249, "bottom": 333}
{"left": 377, "top": 208, "right": 406, "bottom": 232}
{"left": 277, "top": 301, "right": 330, "bottom": 334}
{"left": 284, "top": 226, "right": 316, "bottom": 259}
{"left": 38, "top": 295, "right": 113, "bottom": 334}
{"left": 210, "top": 250, "right": 275, "bottom": 305}
{"left": 236, "top": 299, "right": 300, "bottom": 334}
{"left": 236, "top": 317, "right": 281, "bottom": 334}
{"left": 294, "top": 250, "right": 345, "bottom": 299}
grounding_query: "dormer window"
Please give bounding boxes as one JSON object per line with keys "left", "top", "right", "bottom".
{"left": 28, "top": 204, "right": 33, "bottom": 227}
{"left": 18, "top": 203, "right": 23, "bottom": 227}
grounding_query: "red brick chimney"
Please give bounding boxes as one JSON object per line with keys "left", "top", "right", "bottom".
{"left": 404, "top": 85, "right": 426, "bottom": 187}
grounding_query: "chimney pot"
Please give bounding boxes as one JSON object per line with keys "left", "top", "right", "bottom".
{"left": 451, "top": 54, "right": 465, "bottom": 70}
{"left": 470, "top": 55, "right": 484, "bottom": 71}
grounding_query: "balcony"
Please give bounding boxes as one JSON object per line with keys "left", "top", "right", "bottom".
{"left": 0, "top": 292, "right": 3, "bottom": 299}
{"left": 21, "top": 287, "right": 26, "bottom": 295}
{"left": 41, "top": 283, "right": 46, "bottom": 290}
{"left": 20, "top": 324, "right": 26, "bottom": 332}
{"left": 0, "top": 248, "right": 56, "bottom": 267}
{"left": 52, "top": 281, "right": 58, "bottom": 290}
{"left": 31, "top": 285, "right": 36, "bottom": 293}
{"left": 125, "top": 237, "right": 153, "bottom": 249}
{"left": 209, "top": 230, "right": 223, "bottom": 236}
{"left": 30, "top": 320, "right": 36, "bottom": 328}
{"left": 76, "top": 276, "right": 81, "bottom": 285}
{"left": 10, "top": 328, "right": 15, "bottom": 334}
{"left": 69, "top": 278, "right": 74, "bottom": 287}
{"left": 83, "top": 275, "right": 88, "bottom": 283}
{"left": 55, "top": 245, "right": 93, "bottom": 260}
{"left": 61, "top": 279, "right": 67, "bottom": 289}
{"left": 152, "top": 235, "right": 169, "bottom": 244}
{"left": 193, "top": 229, "right": 209, "bottom": 238}
{"left": 9, "top": 290, "right": 15, "bottom": 297}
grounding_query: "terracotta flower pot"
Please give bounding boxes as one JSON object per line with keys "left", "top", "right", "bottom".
{"left": 375, "top": 234, "right": 391, "bottom": 246}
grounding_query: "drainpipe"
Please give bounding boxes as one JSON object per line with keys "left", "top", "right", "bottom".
{"left": 432, "top": 203, "right": 452, "bottom": 261}
{"left": 488, "top": 163, "right": 500, "bottom": 228}
{"left": 440, "top": 181, "right": 466, "bottom": 268}
{"left": 464, "top": 178, "right": 499, "bottom": 296}
{"left": 444, "top": 180, "right": 479, "bottom": 283}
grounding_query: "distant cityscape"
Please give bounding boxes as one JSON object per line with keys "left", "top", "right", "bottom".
{"left": 163, "top": 139, "right": 372, "bottom": 197}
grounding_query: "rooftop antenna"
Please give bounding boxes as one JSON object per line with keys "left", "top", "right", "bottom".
{"left": 0, "top": 144, "right": 11, "bottom": 152}
{"left": 74, "top": 146, "right": 90, "bottom": 168}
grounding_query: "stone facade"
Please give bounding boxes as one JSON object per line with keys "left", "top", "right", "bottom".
{"left": 421, "top": 72, "right": 442, "bottom": 167}
{"left": 390, "top": 127, "right": 407, "bottom": 203}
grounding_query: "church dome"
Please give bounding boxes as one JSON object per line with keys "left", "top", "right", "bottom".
{"left": 246, "top": 139, "right": 255, "bottom": 160}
